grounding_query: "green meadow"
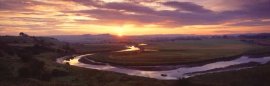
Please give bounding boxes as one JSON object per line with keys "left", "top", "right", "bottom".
{"left": 1, "top": 36, "right": 270, "bottom": 86}
{"left": 87, "top": 39, "right": 267, "bottom": 66}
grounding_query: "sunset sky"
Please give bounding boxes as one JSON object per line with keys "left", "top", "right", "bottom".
{"left": 0, "top": 0, "right": 270, "bottom": 36}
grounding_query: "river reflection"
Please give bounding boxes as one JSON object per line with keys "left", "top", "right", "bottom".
{"left": 116, "top": 44, "right": 157, "bottom": 52}
{"left": 59, "top": 54, "right": 270, "bottom": 80}
{"left": 116, "top": 46, "right": 140, "bottom": 52}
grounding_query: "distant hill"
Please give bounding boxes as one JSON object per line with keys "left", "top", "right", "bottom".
{"left": 51, "top": 34, "right": 117, "bottom": 43}
{"left": 49, "top": 33, "right": 270, "bottom": 43}
{"left": 239, "top": 33, "right": 270, "bottom": 39}
{"left": 0, "top": 33, "right": 74, "bottom": 82}
{"left": 50, "top": 34, "right": 197, "bottom": 43}
{"left": 0, "top": 36, "right": 61, "bottom": 44}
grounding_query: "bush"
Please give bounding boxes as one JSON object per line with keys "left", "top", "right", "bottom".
{"left": 51, "top": 69, "right": 69, "bottom": 77}
{"left": 39, "top": 72, "right": 52, "bottom": 81}
{"left": 18, "top": 59, "right": 52, "bottom": 81}
{"left": 0, "top": 51, "right": 3, "bottom": 57}
{"left": 0, "top": 62, "right": 12, "bottom": 80}
{"left": 177, "top": 78, "right": 192, "bottom": 86}
{"left": 17, "top": 53, "right": 33, "bottom": 62}
{"left": 18, "top": 67, "right": 32, "bottom": 78}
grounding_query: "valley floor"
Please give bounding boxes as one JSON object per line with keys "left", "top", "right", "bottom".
{"left": 1, "top": 37, "right": 270, "bottom": 86}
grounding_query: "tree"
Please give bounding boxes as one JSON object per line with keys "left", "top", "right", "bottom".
{"left": 19, "top": 32, "right": 29, "bottom": 37}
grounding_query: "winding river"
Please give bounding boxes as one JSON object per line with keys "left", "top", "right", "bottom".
{"left": 57, "top": 45, "right": 270, "bottom": 80}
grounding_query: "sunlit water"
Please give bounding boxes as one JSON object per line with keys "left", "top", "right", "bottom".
{"left": 56, "top": 44, "right": 270, "bottom": 80}
{"left": 116, "top": 46, "right": 140, "bottom": 52}
{"left": 139, "top": 43, "right": 147, "bottom": 46}
{"left": 57, "top": 54, "right": 270, "bottom": 80}
{"left": 116, "top": 44, "right": 157, "bottom": 52}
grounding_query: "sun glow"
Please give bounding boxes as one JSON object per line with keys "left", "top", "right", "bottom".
{"left": 118, "top": 33, "right": 123, "bottom": 37}
{"left": 115, "top": 27, "right": 125, "bottom": 37}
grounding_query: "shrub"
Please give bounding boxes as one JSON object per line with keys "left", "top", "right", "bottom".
{"left": 17, "top": 53, "right": 33, "bottom": 62}
{"left": 51, "top": 69, "right": 69, "bottom": 77}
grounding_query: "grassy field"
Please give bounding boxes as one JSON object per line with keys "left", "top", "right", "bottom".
{"left": 0, "top": 38, "right": 176, "bottom": 86}
{"left": 71, "top": 43, "right": 126, "bottom": 54}
{"left": 187, "top": 63, "right": 270, "bottom": 86}
{"left": 87, "top": 39, "right": 266, "bottom": 66}
{"left": 2, "top": 46, "right": 270, "bottom": 86}
{"left": 0, "top": 52, "right": 176, "bottom": 86}
{"left": 2, "top": 36, "right": 270, "bottom": 86}
{"left": 35, "top": 53, "right": 175, "bottom": 86}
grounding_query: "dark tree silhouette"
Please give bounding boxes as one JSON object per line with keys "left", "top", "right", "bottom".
{"left": 19, "top": 32, "right": 29, "bottom": 37}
